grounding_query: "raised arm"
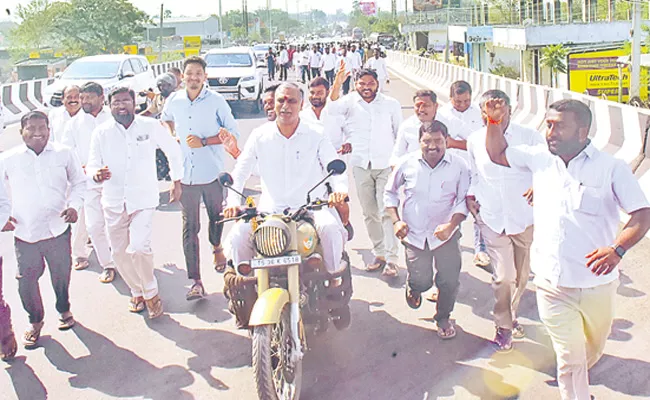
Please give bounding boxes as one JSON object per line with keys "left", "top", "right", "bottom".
{"left": 484, "top": 98, "right": 511, "bottom": 167}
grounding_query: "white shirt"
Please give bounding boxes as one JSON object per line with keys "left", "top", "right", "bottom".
{"left": 437, "top": 103, "right": 483, "bottom": 162}
{"left": 506, "top": 142, "right": 650, "bottom": 288}
{"left": 349, "top": 51, "right": 363, "bottom": 70}
{"left": 391, "top": 115, "right": 421, "bottom": 166}
{"left": 309, "top": 51, "right": 322, "bottom": 68}
{"left": 0, "top": 142, "right": 85, "bottom": 243}
{"left": 49, "top": 107, "right": 79, "bottom": 143}
{"left": 61, "top": 108, "right": 112, "bottom": 166}
{"left": 279, "top": 49, "right": 289, "bottom": 64}
{"left": 467, "top": 123, "right": 545, "bottom": 235}
{"left": 330, "top": 92, "right": 402, "bottom": 170}
{"left": 365, "top": 57, "right": 389, "bottom": 81}
{"left": 86, "top": 116, "right": 183, "bottom": 214}
{"left": 337, "top": 55, "right": 354, "bottom": 74}
{"left": 322, "top": 53, "right": 337, "bottom": 71}
{"left": 385, "top": 152, "right": 470, "bottom": 251}
{"left": 294, "top": 51, "right": 302, "bottom": 66}
{"left": 300, "top": 102, "right": 347, "bottom": 150}
{"left": 300, "top": 51, "right": 310, "bottom": 66}
{"left": 228, "top": 120, "right": 348, "bottom": 213}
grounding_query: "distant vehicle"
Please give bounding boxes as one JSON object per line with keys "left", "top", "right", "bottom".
{"left": 204, "top": 47, "right": 264, "bottom": 112}
{"left": 252, "top": 43, "right": 275, "bottom": 67}
{"left": 369, "top": 33, "right": 397, "bottom": 49}
{"left": 352, "top": 27, "right": 363, "bottom": 41}
{"left": 42, "top": 54, "right": 156, "bottom": 109}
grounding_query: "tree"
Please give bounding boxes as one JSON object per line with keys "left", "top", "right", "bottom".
{"left": 10, "top": 0, "right": 149, "bottom": 55}
{"left": 540, "top": 44, "right": 568, "bottom": 88}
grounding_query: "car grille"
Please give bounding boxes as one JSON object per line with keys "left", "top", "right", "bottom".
{"left": 208, "top": 78, "right": 239, "bottom": 87}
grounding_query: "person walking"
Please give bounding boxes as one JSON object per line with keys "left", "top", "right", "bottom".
{"left": 49, "top": 85, "right": 81, "bottom": 143}
{"left": 467, "top": 89, "right": 544, "bottom": 352}
{"left": 365, "top": 48, "right": 389, "bottom": 92}
{"left": 266, "top": 48, "right": 276, "bottom": 81}
{"left": 87, "top": 87, "right": 183, "bottom": 319}
{"left": 278, "top": 46, "right": 289, "bottom": 81}
{"left": 391, "top": 90, "right": 439, "bottom": 166}
{"left": 0, "top": 180, "right": 16, "bottom": 361}
{"left": 485, "top": 98, "right": 650, "bottom": 400}
{"left": 1, "top": 111, "right": 86, "bottom": 348}
{"left": 309, "top": 46, "right": 322, "bottom": 78}
{"left": 161, "top": 56, "right": 240, "bottom": 301}
{"left": 61, "top": 82, "right": 116, "bottom": 283}
{"left": 386, "top": 120, "right": 469, "bottom": 339}
{"left": 330, "top": 69, "right": 402, "bottom": 277}
{"left": 322, "top": 46, "right": 337, "bottom": 86}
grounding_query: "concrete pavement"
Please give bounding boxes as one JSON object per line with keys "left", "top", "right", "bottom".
{"left": 1, "top": 73, "right": 650, "bottom": 400}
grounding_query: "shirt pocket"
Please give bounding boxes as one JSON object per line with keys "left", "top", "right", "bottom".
{"left": 572, "top": 183, "right": 602, "bottom": 216}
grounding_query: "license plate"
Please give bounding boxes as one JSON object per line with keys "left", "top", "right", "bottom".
{"left": 251, "top": 255, "right": 301, "bottom": 269}
{"left": 221, "top": 93, "right": 239, "bottom": 100}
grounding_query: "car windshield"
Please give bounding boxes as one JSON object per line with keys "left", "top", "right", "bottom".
{"left": 253, "top": 45, "right": 271, "bottom": 51}
{"left": 205, "top": 53, "right": 252, "bottom": 67}
{"left": 61, "top": 61, "right": 121, "bottom": 79}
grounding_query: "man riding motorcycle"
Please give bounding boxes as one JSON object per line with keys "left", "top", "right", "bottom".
{"left": 223, "top": 83, "right": 349, "bottom": 274}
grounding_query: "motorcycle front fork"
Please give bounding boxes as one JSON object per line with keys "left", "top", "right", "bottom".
{"left": 288, "top": 264, "right": 304, "bottom": 363}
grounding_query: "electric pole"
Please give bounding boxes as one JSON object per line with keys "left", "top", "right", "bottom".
{"left": 444, "top": 0, "right": 452, "bottom": 63}
{"left": 268, "top": 0, "right": 272, "bottom": 42}
{"left": 243, "top": 0, "right": 249, "bottom": 38}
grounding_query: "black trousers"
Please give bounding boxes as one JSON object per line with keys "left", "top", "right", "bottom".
{"left": 280, "top": 64, "right": 288, "bottom": 81}
{"left": 301, "top": 65, "right": 311, "bottom": 82}
{"left": 15, "top": 227, "right": 72, "bottom": 324}
{"left": 325, "top": 69, "right": 334, "bottom": 85}
{"left": 404, "top": 231, "right": 462, "bottom": 324}
{"left": 180, "top": 179, "right": 225, "bottom": 280}
{"left": 311, "top": 67, "right": 321, "bottom": 78}
{"left": 342, "top": 76, "right": 352, "bottom": 95}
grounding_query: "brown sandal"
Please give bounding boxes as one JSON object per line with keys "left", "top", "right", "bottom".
{"left": 437, "top": 320, "right": 457, "bottom": 340}
{"left": 405, "top": 287, "right": 422, "bottom": 309}
{"left": 366, "top": 257, "right": 386, "bottom": 272}
{"left": 23, "top": 322, "right": 44, "bottom": 349}
{"left": 145, "top": 295, "right": 164, "bottom": 319}
{"left": 213, "top": 246, "right": 228, "bottom": 273}
{"left": 129, "top": 297, "right": 145, "bottom": 313}
{"left": 382, "top": 262, "right": 400, "bottom": 278}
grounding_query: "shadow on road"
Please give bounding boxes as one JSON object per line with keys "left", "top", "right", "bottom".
{"left": 42, "top": 323, "right": 195, "bottom": 400}
{"left": 4, "top": 356, "right": 48, "bottom": 400}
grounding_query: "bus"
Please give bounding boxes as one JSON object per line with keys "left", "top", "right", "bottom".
{"left": 352, "top": 27, "right": 364, "bottom": 41}
{"left": 369, "top": 33, "right": 397, "bottom": 49}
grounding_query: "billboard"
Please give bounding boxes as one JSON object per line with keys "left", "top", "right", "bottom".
{"left": 414, "top": 0, "right": 443, "bottom": 11}
{"left": 568, "top": 48, "right": 647, "bottom": 102}
{"left": 360, "top": 1, "right": 377, "bottom": 16}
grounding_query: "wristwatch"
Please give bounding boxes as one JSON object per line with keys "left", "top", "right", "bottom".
{"left": 611, "top": 245, "right": 626, "bottom": 258}
{"left": 201, "top": 137, "right": 208, "bottom": 147}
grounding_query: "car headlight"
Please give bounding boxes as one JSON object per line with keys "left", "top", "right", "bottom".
{"left": 253, "top": 219, "right": 291, "bottom": 257}
{"left": 240, "top": 76, "right": 256, "bottom": 82}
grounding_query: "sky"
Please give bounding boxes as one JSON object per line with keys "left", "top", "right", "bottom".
{"left": 3, "top": 0, "right": 405, "bottom": 19}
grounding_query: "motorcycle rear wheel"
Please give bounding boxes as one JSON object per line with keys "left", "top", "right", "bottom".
{"left": 252, "top": 305, "right": 303, "bottom": 400}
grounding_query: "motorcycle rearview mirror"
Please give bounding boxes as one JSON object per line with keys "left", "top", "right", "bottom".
{"left": 218, "top": 172, "right": 247, "bottom": 200}
{"left": 326, "top": 159, "right": 346, "bottom": 176}
{"left": 218, "top": 172, "right": 234, "bottom": 187}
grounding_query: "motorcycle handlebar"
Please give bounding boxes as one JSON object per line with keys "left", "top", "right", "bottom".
{"left": 217, "top": 197, "right": 349, "bottom": 224}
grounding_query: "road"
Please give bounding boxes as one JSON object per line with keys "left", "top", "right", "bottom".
{"left": 2, "top": 71, "right": 650, "bottom": 400}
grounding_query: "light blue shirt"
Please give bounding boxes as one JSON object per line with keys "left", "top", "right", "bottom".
{"left": 161, "top": 87, "right": 240, "bottom": 185}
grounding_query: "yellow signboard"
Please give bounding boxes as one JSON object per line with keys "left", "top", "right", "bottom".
{"left": 29, "top": 51, "right": 40, "bottom": 59}
{"left": 146, "top": 55, "right": 159, "bottom": 64}
{"left": 183, "top": 36, "right": 201, "bottom": 50}
{"left": 144, "top": 46, "right": 153, "bottom": 55}
{"left": 123, "top": 45, "right": 138, "bottom": 55}
{"left": 54, "top": 52, "right": 64, "bottom": 58}
{"left": 568, "top": 48, "right": 648, "bottom": 102}
{"left": 184, "top": 48, "right": 200, "bottom": 57}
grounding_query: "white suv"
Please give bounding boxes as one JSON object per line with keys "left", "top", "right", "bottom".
{"left": 42, "top": 54, "right": 157, "bottom": 110}
{"left": 204, "top": 47, "right": 264, "bottom": 112}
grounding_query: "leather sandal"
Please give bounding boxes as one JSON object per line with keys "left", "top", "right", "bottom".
{"left": 129, "top": 297, "right": 145, "bottom": 313}
{"left": 58, "top": 312, "right": 76, "bottom": 330}
{"left": 74, "top": 257, "right": 89, "bottom": 271}
{"left": 23, "top": 322, "right": 44, "bottom": 349}
{"left": 365, "top": 257, "right": 386, "bottom": 272}
{"left": 145, "top": 295, "right": 164, "bottom": 319}
{"left": 213, "top": 246, "right": 228, "bottom": 273}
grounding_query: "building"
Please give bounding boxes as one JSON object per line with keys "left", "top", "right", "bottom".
{"left": 146, "top": 16, "right": 221, "bottom": 41}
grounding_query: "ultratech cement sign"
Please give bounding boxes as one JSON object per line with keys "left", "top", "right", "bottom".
{"left": 568, "top": 48, "right": 647, "bottom": 102}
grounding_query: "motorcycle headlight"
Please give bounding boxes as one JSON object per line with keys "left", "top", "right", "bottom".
{"left": 240, "top": 76, "right": 256, "bottom": 82}
{"left": 253, "top": 219, "right": 291, "bottom": 257}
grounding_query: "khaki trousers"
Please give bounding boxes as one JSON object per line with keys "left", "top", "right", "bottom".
{"left": 352, "top": 166, "right": 398, "bottom": 263}
{"left": 535, "top": 277, "right": 617, "bottom": 400}
{"left": 104, "top": 206, "right": 157, "bottom": 300}
{"left": 479, "top": 220, "right": 533, "bottom": 330}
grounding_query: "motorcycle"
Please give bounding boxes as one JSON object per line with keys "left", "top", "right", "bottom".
{"left": 218, "top": 159, "right": 353, "bottom": 400}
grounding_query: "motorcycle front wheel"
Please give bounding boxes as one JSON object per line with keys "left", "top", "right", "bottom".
{"left": 252, "top": 304, "right": 303, "bottom": 400}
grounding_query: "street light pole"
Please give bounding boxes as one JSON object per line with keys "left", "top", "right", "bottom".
{"left": 630, "top": 0, "right": 642, "bottom": 99}
{"left": 158, "top": 3, "right": 163, "bottom": 62}
{"left": 444, "top": 0, "right": 451, "bottom": 63}
{"left": 219, "top": 0, "right": 224, "bottom": 48}
{"left": 268, "top": 0, "right": 272, "bottom": 42}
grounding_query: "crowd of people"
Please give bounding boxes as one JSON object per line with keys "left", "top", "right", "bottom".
{"left": 0, "top": 48, "right": 648, "bottom": 400}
